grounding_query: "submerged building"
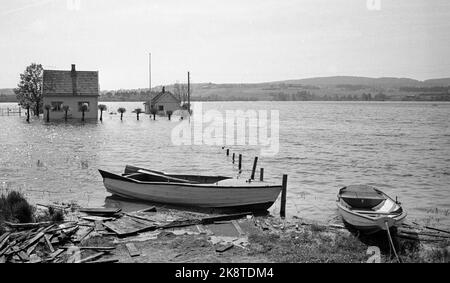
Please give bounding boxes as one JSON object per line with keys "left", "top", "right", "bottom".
{"left": 42, "top": 64, "right": 99, "bottom": 120}
{"left": 144, "top": 87, "right": 181, "bottom": 115}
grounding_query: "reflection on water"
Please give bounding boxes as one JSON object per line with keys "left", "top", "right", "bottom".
{"left": 1, "top": 101, "right": 449, "bottom": 228}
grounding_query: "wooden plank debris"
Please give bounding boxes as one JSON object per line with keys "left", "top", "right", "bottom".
{"left": 102, "top": 216, "right": 156, "bottom": 237}
{"left": 74, "top": 227, "right": 94, "bottom": 243}
{"left": 45, "top": 249, "right": 65, "bottom": 262}
{"left": 5, "top": 221, "right": 52, "bottom": 229}
{"left": 76, "top": 252, "right": 105, "bottom": 263}
{"left": 125, "top": 243, "right": 140, "bottom": 257}
{"left": 88, "top": 257, "right": 119, "bottom": 263}
{"left": 95, "top": 221, "right": 104, "bottom": 232}
{"left": 215, "top": 243, "right": 234, "bottom": 253}
{"left": 26, "top": 241, "right": 40, "bottom": 256}
{"left": 44, "top": 234, "right": 55, "bottom": 253}
{"left": 81, "top": 216, "right": 114, "bottom": 222}
{"left": 424, "top": 226, "right": 450, "bottom": 235}
{"left": 138, "top": 206, "right": 157, "bottom": 213}
{"left": 21, "top": 232, "right": 45, "bottom": 251}
{"left": 80, "top": 207, "right": 121, "bottom": 216}
{"left": 29, "top": 254, "right": 42, "bottom": 263}
{"left": 18, "top": 251, "right": 30, "bottom": 262}
{"left": 62, "top": 246, "right": 115, "bottom": 251}
{"left": 201, "top": 212, "right": 253, "bottom": 225}
{"left": 0, "top": 233, "right": 11, "bottom": 250}
{"left": 232, "top": 220, "right": 245, "bottom": 236}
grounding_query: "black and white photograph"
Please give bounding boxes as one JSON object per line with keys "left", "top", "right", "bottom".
{"left": 0, "top": 0, "right": 449, "bottom": 270}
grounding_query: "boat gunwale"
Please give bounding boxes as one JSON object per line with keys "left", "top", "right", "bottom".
{"left": 336, "top": 186, "right": 407, "bottom": 221}
{"left": 99, "top": 170, "right": 282, "bottom": 190}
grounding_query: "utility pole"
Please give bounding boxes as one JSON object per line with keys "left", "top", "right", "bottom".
{"left": 187, "top": 71, "right": 191, "bottom": 115}
{"left": 149, "top": 52, "right": 152, "bottom": 93}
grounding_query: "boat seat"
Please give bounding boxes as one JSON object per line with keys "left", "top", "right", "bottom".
{"left": 340, "top": 185, "right": 385, "bottom": 209}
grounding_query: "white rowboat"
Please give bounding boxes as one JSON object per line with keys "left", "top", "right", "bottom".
{"left": 336, "top": 185, "right": 407, "bottom": 234}
{"left": 99, "top": 167, "right": 282, "bottom": 211}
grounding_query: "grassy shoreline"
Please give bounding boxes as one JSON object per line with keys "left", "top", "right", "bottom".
{"left": 1, "top": 191, "right": 449, "bottom": 263}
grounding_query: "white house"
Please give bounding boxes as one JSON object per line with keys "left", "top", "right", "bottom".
{"left": 42, "top": 64, "right": 99, "bottom": 120}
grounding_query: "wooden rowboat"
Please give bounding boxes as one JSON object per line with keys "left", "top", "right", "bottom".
{"left": 98, "top": 167, "right": 282, "bottom": 211}
{"left": 336, "top": 185, "right": 407, "bottom": 234}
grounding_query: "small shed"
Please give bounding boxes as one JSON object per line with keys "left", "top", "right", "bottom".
{"left": 144, "top": 88, "right": 181, "bottom": 115}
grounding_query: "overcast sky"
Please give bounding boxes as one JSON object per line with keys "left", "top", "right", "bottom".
{"left": 1, "top": 0, "right": 449, "bottom": 90}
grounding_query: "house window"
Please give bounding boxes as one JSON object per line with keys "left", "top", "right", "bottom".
{"left": 158, "top": 105, "right": 164, "bottom": 111}
{"left": 51, "top": 102, "right": 63, "bottom": 112}
{"left": 78, "top": 102, "right": 90, "bottom": 112}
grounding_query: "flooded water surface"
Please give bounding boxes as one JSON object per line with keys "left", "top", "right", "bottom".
{"left": 1, "top": 101, "right": 449, "bottom": 228}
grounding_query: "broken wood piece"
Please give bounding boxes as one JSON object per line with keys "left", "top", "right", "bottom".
{"left": 26, "top": 241, "right": 40, "bottom": 256}
{"left": 95, "top": 221, "right": 104, "bottom": 232}
{"left": 44, "top": 234, "right": 55, "bottom": 253}
{"left": 232, "top": 220, "right": 245, "bottom": 236}
{"left": 21, "top": 232, "right": 45, "bottom": 251}
{"left": 424, "top": 226, "right": 450, "bottom": 235}
{"left": 87, "top": 257, "right": 119, "bottom": 263}
{"left": 0, "top": 240, "right": 16, "bottom": 256}
{"left": 202, "top": 212, "right": 253, "bottom": 225}
{"left": 81, "top": 216, "right": 114, "bottom": 222}
{"left": 74, "top": 227, "right": 94, "bottom": 243}
{"left": 29, "top": 254, "right": 42, "bottom": 263}
{"left": 63, "top": 246, "right": 115, "bottom": 251}
{"left": 0, "top": 233, "right": 11, "bottom": 250}
{"left": 123, "top": 212, "right": 158, "bottom": 223}
{"left": 138, "top": 206, "right": 157, "bottom": 213}
{"left": 0, "top": 256, "right": 5, "bottom": 263}
{"left": 102, "top": 217, "right": 155, "bottom": 237}
{"left": 125, "top": 243, "right": 140, "bottom": 257}
{"left": 196, "top": 225, "right": 206, "bottom": 234}
{"left": 45, "top": 249, "right": 65, "bottom": 262}
{"left": 18, "top": 251, "right": 30, "bottom": 262}
{"left": 80, "top": 207, "right": 121, "bottom": 216}
{"left": 215, "top": 243, "right": 234, "bottom": 253}
{"left": 76, "top": 252, "right": 105, "bottom": 263}
{"left": 5, "top": 221, "right": 52, "bottom": 229}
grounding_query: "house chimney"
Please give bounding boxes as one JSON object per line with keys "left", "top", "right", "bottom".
{"left": 71, "top": 64, "right": 77, "bottom": 95}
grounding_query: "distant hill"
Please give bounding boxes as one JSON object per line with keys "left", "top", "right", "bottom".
{"left": 424, "top": 78, "right": 450, "bottom": 86}
{"left": 2, "top": 76, "right": 450, "bottom": 103}
{"left": 0, "top": 88, "right": 14, "bottom": 95}
{"left": 272, "top": 76, "right": 425, "bottom": 88}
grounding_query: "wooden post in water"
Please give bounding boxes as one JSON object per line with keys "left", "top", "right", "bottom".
{"left": 280, "top": 174, "right": 288, "bottom": 218}
{"left": 238, "top": 154, "right": 242, "bottom": 172}
{"left": 250, "top": 157, "right": 258, "bottom": 180}
{"left": 232, "top": 153, "right": 235, "bottom": 164}
{"left": 260, "top": 168, "right": 264, "bottom": 181}
{"left": 226, "top": 149, "right": 230, "bottom": 156}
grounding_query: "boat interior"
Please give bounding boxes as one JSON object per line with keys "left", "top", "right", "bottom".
{"left": 339, "top": 185, "right": 402, "bottom": 215}
{"left": 123, "top": 170, "right": 231, "bottom": 184}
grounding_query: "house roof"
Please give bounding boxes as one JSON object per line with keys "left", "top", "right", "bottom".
{"left": 144, "top": 91, "right": 181, "bottom": 105}
{"left": 43, "top": 69, "right": 99, "bottom": 97}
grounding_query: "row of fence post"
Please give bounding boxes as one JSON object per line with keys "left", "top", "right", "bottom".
{"left": 222, "top": 147, "right": 288, "bottom": 218}
{"left": 0, "top": 107, "right": 21, "bottom": 116}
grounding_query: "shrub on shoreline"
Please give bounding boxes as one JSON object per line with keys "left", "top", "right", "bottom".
{"left": 0, "top": 191, "right": 65, "bottom": 235}
{"left": 0, "top": 191, "right": 34, "bottom": 225}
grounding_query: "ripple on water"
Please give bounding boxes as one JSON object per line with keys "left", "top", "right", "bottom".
{"left": 0, "top": 101, "right": 449, "bottom": 228}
